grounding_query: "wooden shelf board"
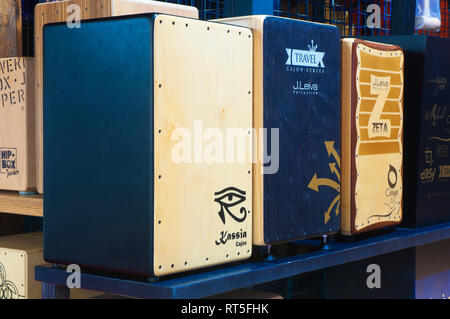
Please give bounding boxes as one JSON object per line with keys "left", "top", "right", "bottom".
{"left": 0, "top": 191, "right": 43, "bottom": 217}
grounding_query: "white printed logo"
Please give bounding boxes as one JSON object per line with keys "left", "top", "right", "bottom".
{"left": 286, "top": 40, "right": 325, "bottom": 68}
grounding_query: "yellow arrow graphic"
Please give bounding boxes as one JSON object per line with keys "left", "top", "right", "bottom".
{"left": 329, "top": 162, "right": 340, "bottom": 181}
{"left": 308, "top": 174, "right": 340, "bottom": 192}
{"left": 325, "top": 141, "right": 340, "bottom": 168}
{"left": 324, "top": 194, "right": 340, "bottom": 224}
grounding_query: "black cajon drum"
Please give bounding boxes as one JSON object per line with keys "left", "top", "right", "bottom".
{"left": 43, "top": 14, "right": 253, "bottom": 277}
{"left": 362, "top": 35, "right": 450, "bottom": 228}
{"left": 215, "top": 16, "right": 341, "bottom": 245}
{"left": 34, "top": 0, "right": 199, "bottom": 194}
{"left": 341, "top": 39, "right": 404, "bottom": 235}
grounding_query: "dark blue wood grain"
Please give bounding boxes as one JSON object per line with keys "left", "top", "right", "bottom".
{"left": 362, "top": 35, "right": 450, "bottom": 228}
{"left": 43, "top": 16, "right": 155, "bottom": 276}
{"left": 262, "top": 17, "right": 341, "bottom": 244}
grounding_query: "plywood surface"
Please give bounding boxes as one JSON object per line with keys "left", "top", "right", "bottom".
{"left": 0, "top": 0, "right": 22, "bottom": 58}
{"left": 0, "top": 191, "right": 43, "bottom": 217}
{"left": 341, "top": 39, "right": 403, "bottom": 235}
{"left": 35, "top": 0, "right": 199, "bottom": 194}
{"left": 153, "top": 16, "right": 253, "bottom": 276}
{"left": 0, "top": 57, "right": 35, "bottom": 191}
{"left": 214, "top": 16, "right": 266, "bottom": 245}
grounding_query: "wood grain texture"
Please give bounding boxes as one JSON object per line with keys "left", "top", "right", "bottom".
{"left": 0, "top": 0, "right": 22, "bottom": 58}
{"left": 341, "top": 39, "right": 403, "bottom": 235}
{"left": 213, "top": 15, "right": 266, "bottom": 246}
{"left": 341, "top": 39, "right": 353, "bottom": 235}
{"left": 0, "top": 57, "right": 35, "bottom": 191}
{"left": 0, "top": 191, "right": 43, "bottom": 217}
{"left": 153, "top": 16, "right": 253, "bottom": 276}
{"left": 34, "top": 0, "right": 199, "bottom": 194}
{"left": 0, "top": 232, "right": 43, "bottom": 299}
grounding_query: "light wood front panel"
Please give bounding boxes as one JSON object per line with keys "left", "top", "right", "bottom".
{"left": 153, "top": 16, "right": 253, "bottom": 276}
{"left": 340, "top": 39, "right": 353, "bottom": 235}
{"left": 0, "top": 57, "right": 35, "bottom": 191}
{"left": 35, "top": 0, "right": 199, "bottom": 194}
{"left": 0, "top": 232, "right": 43, "bottom": 299}
{"left": 213, "top": 16, "right": 266, "bottom": 245}
{"left": 341, "top": 39, "right": 403, "bottom": 235}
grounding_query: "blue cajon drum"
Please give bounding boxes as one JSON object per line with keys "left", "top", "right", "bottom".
{"left": 215, "top": 16, "right": 341, "bottom": 245}
{"left": 43, "top": 14, "right": 253, "bottom": 277}
{"left": 362, "top": 35, "right": 450, "bottom": 228}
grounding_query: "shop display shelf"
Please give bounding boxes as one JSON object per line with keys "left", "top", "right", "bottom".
{"left": 35, "top": 221, "right": 450, "bottom": 299}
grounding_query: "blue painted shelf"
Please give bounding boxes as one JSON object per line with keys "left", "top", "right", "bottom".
{"left": 35, "top": 222, "right": 450, "bottom": 299}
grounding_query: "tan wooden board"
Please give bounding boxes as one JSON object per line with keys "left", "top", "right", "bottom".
{"left": 0, "top": 191, "right": 43, "bottom": 217}
{"left": 0, "top": 0, "right": 22, "bottom": 58}
{"left": 341, "top": 39, "right": 403, "bottom": 235}
{"left": 213, "top": 16, "right": 266, "bottom": 245}
{"left": 34, "top": 0, "right": 199, "bottom": 194}
{"left": 0, "top": 57, "right": 35, "bottom": 191}
{"left": 153, "top": 15, "right": 253, "bottom": 276}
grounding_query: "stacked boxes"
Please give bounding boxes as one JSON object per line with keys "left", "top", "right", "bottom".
{"left": 0, "top": 57, "right": 35, "bottom": 192}
{"left": 34, "top": 0, "right": 199, "bottom": 194}
{"left": 340, "top": 39, "right": 404, "bottom": 235}
{"left": 43, "top": 14, "right": 253, "bottom": 276}
{"left": 216, "top": 16, "right": 341, "bottom": 245}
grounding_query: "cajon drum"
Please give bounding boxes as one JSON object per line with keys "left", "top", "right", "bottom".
{"left": 362, "top": 35, "right": 450, "bottom": 228}
{"left": 0, "top": 0, "right": 22, "bottom": 58}
{"left": 215, "top": 16, "right": 341, "bottom": 245}
{"left": 0, "top": 57, "right": 35, "bottom": 192}
{"left": 34, "top": 0, "right": 199, "bottom": 194}
{"left": 0, "top": 232, "right": 102, "bottom": 299}
{"left": 0, "top": 232, "right": 44, "bottom": 299}
{"left": 341, "top": 39, "right": 404, "bottom": 235}
{"left": 43, "top": 14, "right": 253, "bottom": 277}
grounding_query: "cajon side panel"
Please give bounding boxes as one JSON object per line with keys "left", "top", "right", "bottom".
{"left": 35, "top": 0, "right": 198, "bottom": 194}
{"left": 43, "top": 17, "right": 154, "bottom": 276}
{"left": 26, "top": 250, "right": 45, "bottom": 299}
{"left": 340, "top": 39, "right": 354, "bottom": 235}
{"left": 350, "top": 40, "right": 404, "bottom": 234}
{"left": 153, "top": 16, "right": 253, "bottom": 276}
{"left": 214, "top": 16, "right": 266, "bottom": 246}
{"left": 0, "top": 57, "right": 35, "bottom": 191}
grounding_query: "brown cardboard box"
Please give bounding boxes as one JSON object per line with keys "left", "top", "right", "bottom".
{"left": 0, "top": 57, "right": 35, "bottom": 191}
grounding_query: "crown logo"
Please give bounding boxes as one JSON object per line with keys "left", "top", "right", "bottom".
{"left": 308, "top": 39, "right": 318, "bottom": 52}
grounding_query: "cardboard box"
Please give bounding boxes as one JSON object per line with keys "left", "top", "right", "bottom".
{"left": 43, "top": 14, "right": 253, "bottom": 277}
{"left": 35, "top": 0, "right": 199, "bottom": 194}
{"left": 0, "top": 57, "right": 35, "bottom": 191}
